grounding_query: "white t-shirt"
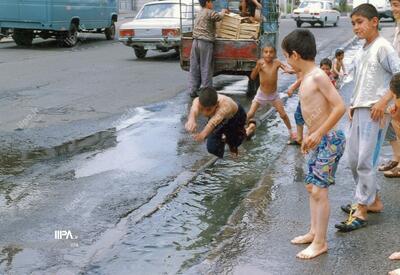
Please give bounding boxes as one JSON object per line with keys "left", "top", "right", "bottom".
{"left": 394, "top": 23, "right": 400, "bottom": 53}
{"left": 351, "top": 36, "right": 400, "bottom": 109}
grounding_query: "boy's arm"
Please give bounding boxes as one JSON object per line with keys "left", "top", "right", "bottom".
{"left": 372, "top": 48, "right": 400, "bottom": 121}
{"left": 252, "top": 0, "right": 262, "bottom": 9}
{"left": 287, "top": 77, "right": 302, "bottom": 96}
{"left": 210, "top": 9, "right": 227, "bottom": 22}
{"left": 250, "top": 59, "right": 262, "bottom": 80}
{"left": 303, "top": 72, "right": 346, "bottom": 151}
{"left": 332, "top": 60, "right": 340, "bottom": 76}
{"left": 185, "top": 99, "right": 200, "bottom": 133}
{"left": 279, "top": 61, "right": 295, "bottom": 74}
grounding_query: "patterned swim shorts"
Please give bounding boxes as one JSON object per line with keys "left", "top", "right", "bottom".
{"left": 305, "top": 130, "right": 346, "bottom": 188}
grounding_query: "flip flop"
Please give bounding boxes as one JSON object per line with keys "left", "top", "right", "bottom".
{"left": 384, "top": 167, "right": 400, "bottom": 178}
{"left": 335, "top": 215, "right": 367, "bottom": 232}
{"left": 378, "top": 160, "right": 399, "bottom": 171}
{"left": 340, "top": 203, "right": 357, "bottom": 215}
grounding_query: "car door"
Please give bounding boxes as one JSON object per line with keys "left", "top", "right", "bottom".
{"left": 19, "top": 0, "right": 48, "bottom": 23}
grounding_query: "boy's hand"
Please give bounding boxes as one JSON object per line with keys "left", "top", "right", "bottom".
{"left": 193, "top": 132, "right": 206, "bottom": 142}
{"left": 371, "top": 99, "right": 387, "bottom": 121}
{"left": 301, "top": 131, "right": 322, "bottom": 154}
{"left": 287, "top": 86, "right": 295, "bottom": 97}
{"left": 348, "top": 108, "right": 354, "bottom": 121}
{"left": 185, "top": 120, "right": 197, "bottom": 133}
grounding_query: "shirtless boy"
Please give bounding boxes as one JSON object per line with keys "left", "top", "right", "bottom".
{"left": 281, "top": 29, "right": 346, "bottom": 259}
{"left": 246, "top": 44, "right": 295, "bottom": 141}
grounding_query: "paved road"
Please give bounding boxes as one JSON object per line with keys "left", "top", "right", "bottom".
{"left": 1, "top": 16, "right": 396, "bottom": 275}
{"left": 0, "top": 17, "right": 356, "bottom": 150}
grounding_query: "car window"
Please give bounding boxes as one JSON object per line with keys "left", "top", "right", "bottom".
{"left": 299, "top": 1, "right": 323, "bottom": 9}
{"left": 326, "top": 3, "right": 333, "bottom": 9}
{"left": 137, "top": 3, "right": 180, "bottom": 19}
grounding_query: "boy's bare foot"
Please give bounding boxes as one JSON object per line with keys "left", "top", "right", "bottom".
{"left": 291, "top": 232, "right": 315, "bottom": 244}
{"left": 389, "top": 268, "right": 400, "bottom": 275}
{"left": 246, "top": 121, "right": 256, "bottom": 139}
{"left": 368, "top": 197, "right": 384, "bottom": 212}
{"left": 296, "top": 242, "right": 328, "bottom": 259}
{"left": 390, "top": 252, "right": 400, "bottom": 260}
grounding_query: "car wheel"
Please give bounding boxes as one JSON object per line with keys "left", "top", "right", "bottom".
{"left": 12, "top": 29, "right": 34, "bottom": 46}
{"left": 320, "top": 20, "right": 325, "bottom": 27}
{"left": 57, "top": 24, "right": 78, "bottom": 47}
{"left": 334, "top": 16, "right": 339, "bottom": 27}
{"left": 310, "top": 22, "right": 315, "bottom": 27}
{"left": 174, "top": 47, "right": 180, "bottom": 55}
{"left": 296, "top": 21, "right": 302, "bottom": 28}
{"left": 105, "top": 22, "right": 115, "bottom": 40}
{"left": 134, "top": 47, "right": 147, "bottom": 59}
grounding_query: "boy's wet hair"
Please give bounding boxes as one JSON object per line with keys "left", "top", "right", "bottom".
{"left": 335, "top": 49, "right": 344, "bottom": 57}
{"left": 320, "top": 58, "right": 332, "bottom": 69}
{"left": 281, "top": 29, "right": 316, "bottom": 61}
{"left": 390, "top": 73, "right": 400, "bottom": 98}
{"left": 199, "top": 87, "right": 218, "bottom": 107}
{"left": 198, "top": 0, "right": 210, "bottom": 8}
{"left": 263, "top": 43, "right": 276, "bottom": 52}
{"left": 350, "top": 3, "right": 379, "bottom": 20}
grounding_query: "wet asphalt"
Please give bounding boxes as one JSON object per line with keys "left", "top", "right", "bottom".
{"left": 0, "top": 17, "right": 398, "bottom": 275}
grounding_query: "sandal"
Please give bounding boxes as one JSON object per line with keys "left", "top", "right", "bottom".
{"left": 340, "top": 203, "right": 357, "bottom": 215}
{"left": 378, "top": 160, "right": 399, "bottom": 171}
{"left": 287, "top": 139, "right": 301, "bottom": 146}
{"left": 384, "top": 166, "right": 400, "bottom": 178}
{"left": 335, "top": 212, "right": 367, "bottom": 232}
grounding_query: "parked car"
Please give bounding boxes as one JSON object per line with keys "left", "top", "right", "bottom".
{"left": 353, "top": 0, "right": 394, "bottom": 21}
{"left": 0, "top": 0, "right": 117, "bottom": 47}
{"left": 119, "top": 0, "right": 200, "bottom": 59}
{"left": 292, "top": 1, "right": 340, "bottom": 27}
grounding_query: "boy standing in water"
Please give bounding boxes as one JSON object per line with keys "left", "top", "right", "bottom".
{"left": 245, "top": 45, "right": 296, "bottom": 142}
{"left": 282, "top": 29, "right": 346, "bottom": 259}
{"left": 185, "top": 87, "right": 247, "bottom": 158}
{"left": 335, "top": 4, "right": 400, "bottom": 232}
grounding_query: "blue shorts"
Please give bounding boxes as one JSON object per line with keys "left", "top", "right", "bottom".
{"left": 294, "top": 102, "right": 305, "bottom": 126}
{"left": 305, "top": 130, "right": 346, "bottom": 188}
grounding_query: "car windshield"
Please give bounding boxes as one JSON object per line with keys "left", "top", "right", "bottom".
{"left": 299, "top": 1, "right": 323, "bottom": 9}
{"left": 137, "top": 3, "right": 180, "bottom": 19}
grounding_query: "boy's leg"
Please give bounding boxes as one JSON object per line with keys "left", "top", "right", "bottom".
{"left": 291, "top": 183, "right": 317, "bottom": 244}
{"left": 206, "top": 124, "right": 225, "bottom": 158}
{"left": 271, "top": 99, "right": 295, "bottom": 139}
{"left": 246, "top": 101, "right": 260, "bottom": 137}
{"left": 294, "top": 102, "right": 305, "bottom": 143}
{"left": 198, "top": 40, "right": 214, "bottom": 89}
{"left": 189, "top": 39, "right": 201, "bottom": 97}
{"left": 379, "top": 123, "right": 400, "bottom": 171}
{"left": 225, "top": 105, "right": 247, "bottom": 154}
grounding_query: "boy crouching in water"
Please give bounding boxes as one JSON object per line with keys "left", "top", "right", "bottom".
{"left": 282, "top": 29, "right": 346, "bottom": 259}
{"left": 185, "top": 87, "right": 247, "bottom": 158}
{"left": 245, "top": 44, "right": 296, "bottom": 142}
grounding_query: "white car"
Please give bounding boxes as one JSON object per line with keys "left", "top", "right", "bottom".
{"left": 119, "top": 0, "right": 200, "bottom": 59}
{"left": 292, "top": 1, "right": 340, "bottom": 28}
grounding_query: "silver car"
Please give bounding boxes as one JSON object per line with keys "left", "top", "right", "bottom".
{"left": 119, "top": 0, "right": 200, "bottom": 59}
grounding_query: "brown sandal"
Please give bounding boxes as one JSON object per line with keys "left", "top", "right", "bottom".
{"left": 384, "top": 167, "right": 400, "bottom": 178}
{"left": 378, "top": 160, "right": 399, "bottom": 172}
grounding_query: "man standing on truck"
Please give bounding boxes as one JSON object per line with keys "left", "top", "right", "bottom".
{"left": 189, "top": 0, "right": 227, "bottom": 98}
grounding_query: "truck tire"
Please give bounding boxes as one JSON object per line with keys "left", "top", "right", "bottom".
{"left": 105, "top": 22, "right": 115, "bottom": 40}
{"left": 247, "top": 76, "right": 260, "bottom": 98}
{"left": 57, "top": 24, "right": 78, "bottom": 47}
{"left": 134, "top": 47, "right": 147, "bottom": 59}
{"left": 12, "top": 29, "right": 34, "bottom": 46}
{"left": 296, "top": 21, "right": 302, "bottom": 28}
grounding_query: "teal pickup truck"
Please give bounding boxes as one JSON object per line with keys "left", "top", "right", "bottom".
{"left": 0, "top": 0, "right": 118, "bottom": 47}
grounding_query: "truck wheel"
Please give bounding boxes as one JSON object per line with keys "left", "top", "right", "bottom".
{"left": 134, "top": 47, "right": 147, "bottom": 59}
{"left": 58, "top": 24, "right": 78, "bottom": 47}
{"left": 12, "top": 29, "right": 34, "bottom": 46}
{"left": 105, "top": 22, "right": 115, "bottom": 40}
{"left": 246, "top": 76, "right": 260, "bottom": 98}
{"left": 296, "top": 21, "right": 302, "bottom": 28}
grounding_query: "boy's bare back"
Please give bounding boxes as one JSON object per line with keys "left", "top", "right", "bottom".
{"left": 300, "top": 68, "right": 341, "bottom": 133}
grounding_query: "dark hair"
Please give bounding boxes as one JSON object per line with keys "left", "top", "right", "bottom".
{"left": 320, "top": 58, "right": 332, "bottom": 69}
{"left": 350, "top": 3, "right": 379, "bottom": 20}
{"left": 263, "top": 42, "right": 276, "bottom": 52}
{"left": 390, "top": 73, "right": 400, "bottom": 98}
{"left": 198, "top": 0, "right": 210, "bottom": 8}
{"left": 281, "top": 29, "right": 316, "bottom": 61}
{"left": 335, "top": 49, "right": 344, "bottom": 57}
{"left": 199, "top": 87, "right": 218, "bottom": 107}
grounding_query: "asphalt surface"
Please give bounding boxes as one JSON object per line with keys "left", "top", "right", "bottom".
{"left": 0, "top": 15, "right": 398, "bottom": 275}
